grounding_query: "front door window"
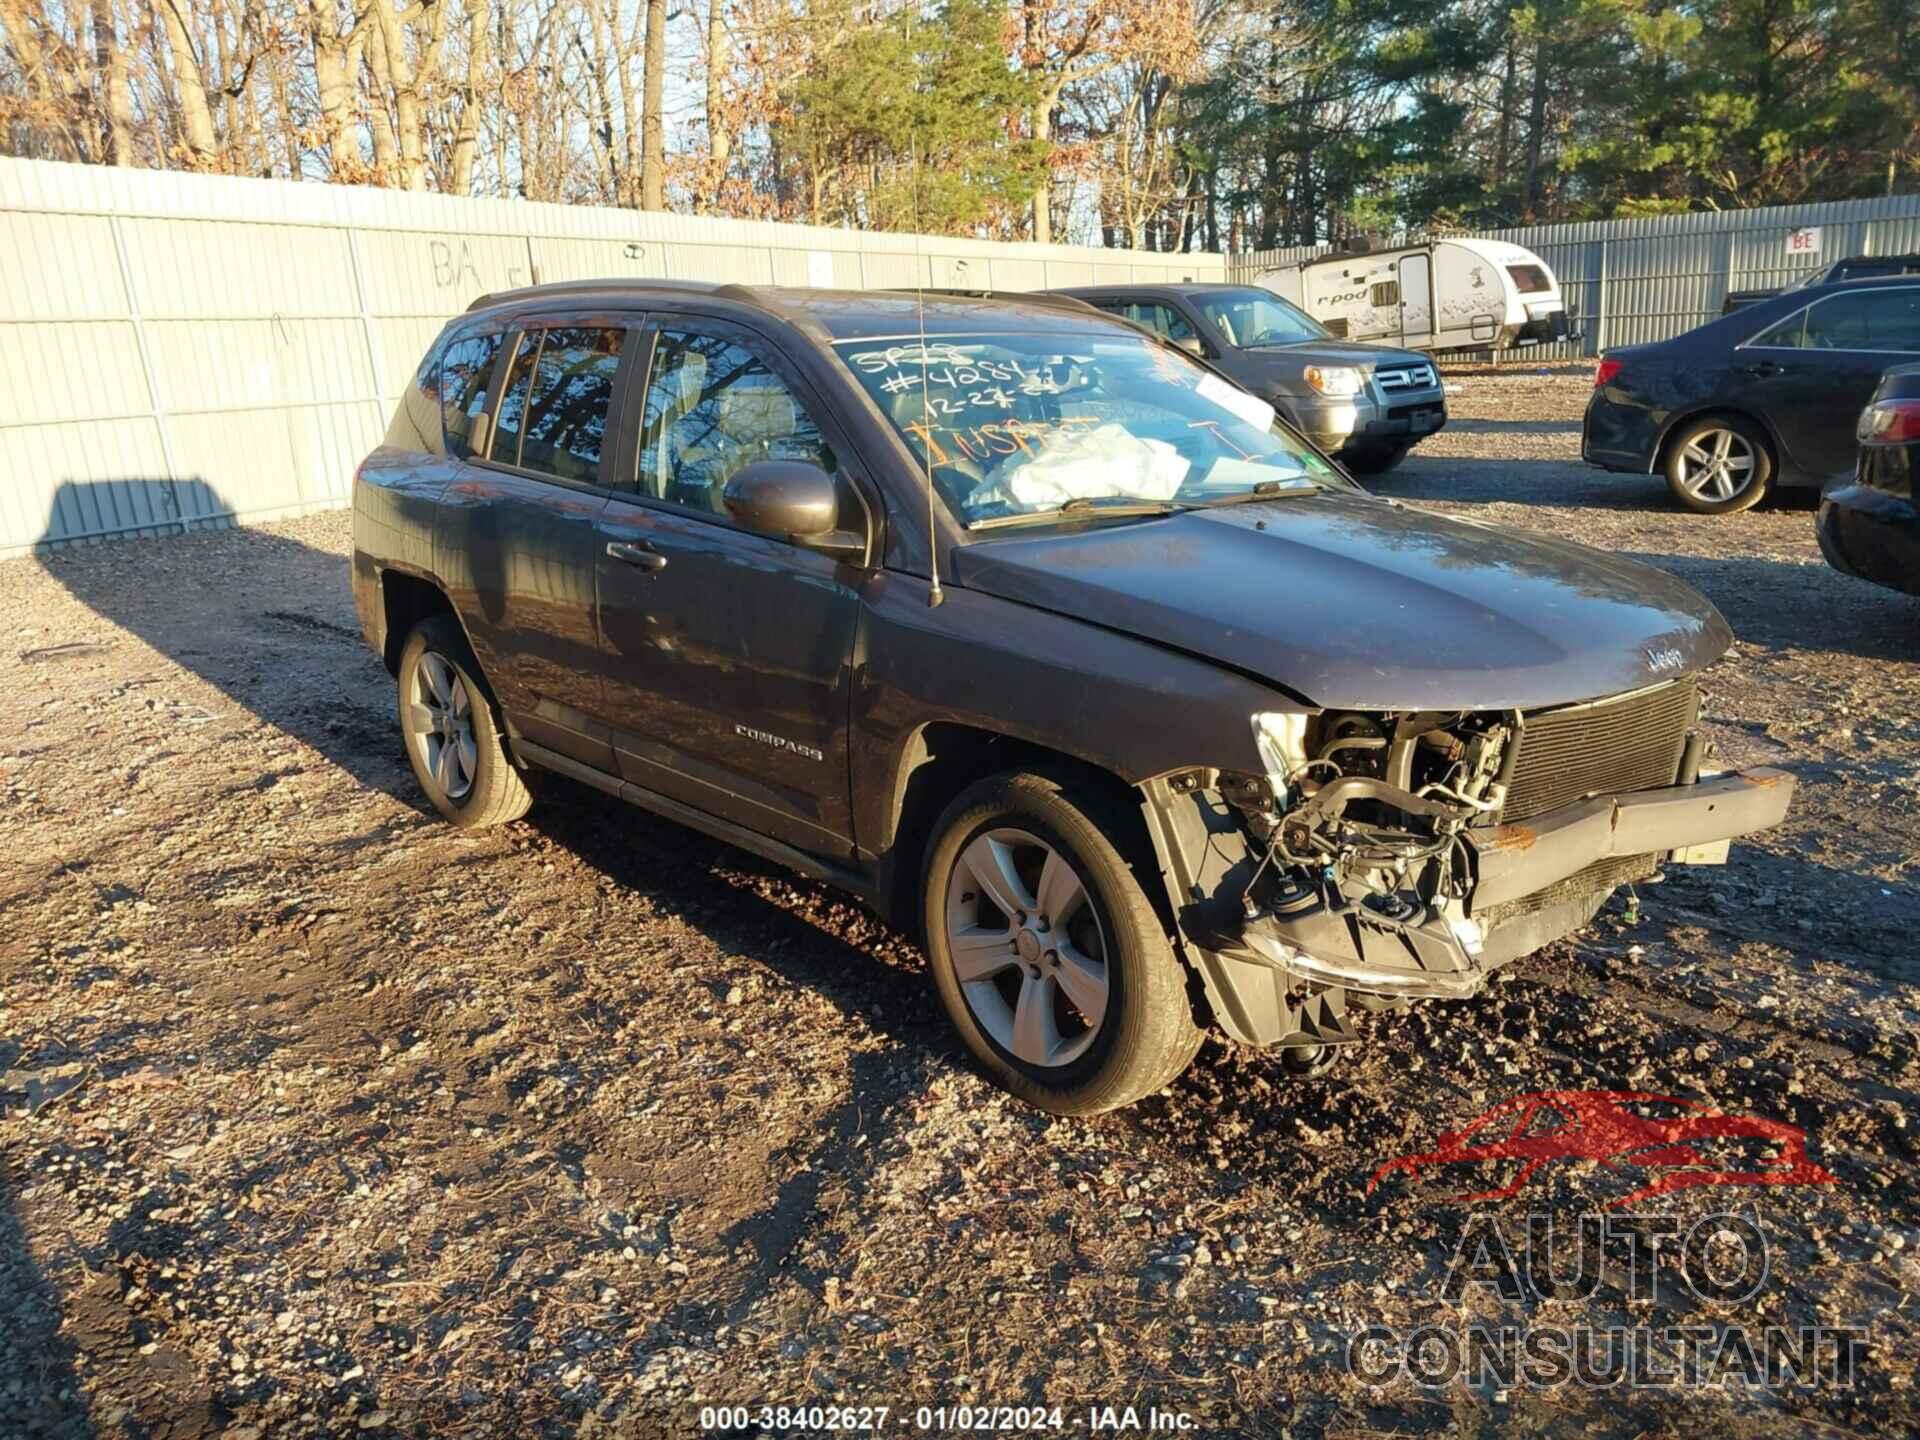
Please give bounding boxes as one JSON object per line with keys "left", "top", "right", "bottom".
{"left": 635, "top": 327, "right": 836, "bottom": 515}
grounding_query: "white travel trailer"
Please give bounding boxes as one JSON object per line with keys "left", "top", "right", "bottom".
{"left": 1259, "top": 237, "right": 1573, "bottom": 354}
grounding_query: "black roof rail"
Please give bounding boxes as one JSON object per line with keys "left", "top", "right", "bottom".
{"left": 880, "top": 287, "right": 1105, "bottom": 315}
{"left": 460, "top": 276, "right": 848, "bottom": 341}
{"left": 465, "top": 276, "right": 722, "bottom": 313}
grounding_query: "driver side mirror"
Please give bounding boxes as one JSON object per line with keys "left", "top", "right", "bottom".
{"left": 1173, "top": 335, "right": 1207, "bottom": 358}
{"left": 722, "top": 460, "right": 867, "bottom": 562}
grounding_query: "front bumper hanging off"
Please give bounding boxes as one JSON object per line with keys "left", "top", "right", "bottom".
{"left": 1141, "top": 765, "right": 1795, "bottom": 1049}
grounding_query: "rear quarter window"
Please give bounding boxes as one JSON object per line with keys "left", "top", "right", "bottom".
{"left": 442, "top": 331, "right": 505, "bottom": 459}
{"left": 383, "top": 330, "right": 453, "bottom": 454}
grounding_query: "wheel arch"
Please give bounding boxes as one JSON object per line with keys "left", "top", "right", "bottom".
{"left": 378, "top": 569, "right": 505, "bottom": 714}
{"left": 877, "top": 721, "right": 1171, "bottom": 940}
{"left": 1651, "top": 405, "right": 1784, "bottom": 480}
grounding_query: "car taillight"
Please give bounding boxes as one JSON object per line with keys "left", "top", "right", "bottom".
{"left": 1594, "top": 358, "right": 1622, "bottom": 388}
{"left": 1857, "top": 398, "right": 1920, "bottom": 444}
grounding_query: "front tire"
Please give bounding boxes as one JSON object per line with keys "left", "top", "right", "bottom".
{"left": 396, "top": 615, "right": 533, "bottom": 829}
{"left": 922, "top": 771, "right": 1203, "bottom": 1114}
{"left": 1664, "top": 415, "right": 1773, "bottom": 514}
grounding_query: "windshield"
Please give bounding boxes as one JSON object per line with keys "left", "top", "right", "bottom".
{"left": 834, "top": 330, "right": 1349, "bottom": 528}
{"left": 1195, "top": 288, "right": 1327, "bottom": 348}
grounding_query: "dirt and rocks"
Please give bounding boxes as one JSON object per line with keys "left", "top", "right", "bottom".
{"left": 2, "top": 366, "right": 1917, "bottom": 1439}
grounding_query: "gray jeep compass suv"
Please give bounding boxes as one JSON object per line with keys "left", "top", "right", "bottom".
{"left": 353, "top": 280, "right": 1792, "bottom": 1114}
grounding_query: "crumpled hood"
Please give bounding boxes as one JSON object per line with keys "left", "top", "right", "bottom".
{"left": 950, "top": 491, "right": 1732, "bottom": 711}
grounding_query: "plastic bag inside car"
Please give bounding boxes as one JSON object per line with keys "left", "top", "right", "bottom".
{"left": 973, "top": 422, "right": 1191, "bottom": 513}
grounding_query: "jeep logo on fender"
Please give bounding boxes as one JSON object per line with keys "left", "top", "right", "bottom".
{"left": 735, "top": 724, "right": 825, "bottom": 763}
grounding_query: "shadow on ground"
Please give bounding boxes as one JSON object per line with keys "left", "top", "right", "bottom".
{"left": 35, "top": 479, "right": 418, "bottom": 807}
{"left": 1443, "top": 418, "right": 1582, "bottom": 435}
{"left": 1619, "top": 549, "right": 1919, "bottom": 662}
{"left": 2, "top": 1032, "right": 94, "bottom": 1440}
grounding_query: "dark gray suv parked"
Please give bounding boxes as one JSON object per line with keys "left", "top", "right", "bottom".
{"left": 1047, "top": 282, "right": 1446, "bottom": 472}
{"left": 354, "top": 280, "right": 1792, "bottom": 1113}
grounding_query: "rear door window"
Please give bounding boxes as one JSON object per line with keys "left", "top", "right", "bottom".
{"left": 488, "top": 331, "right": 540, "bottom": 465}
{"left": 1801, "top": 293, "right": 1875, "bottom": 349}
{"left": 518, "top": 326, "right": 626, "bottom": 480}
{"left": 484, "top": 325, "right": 628, "bottom": 478}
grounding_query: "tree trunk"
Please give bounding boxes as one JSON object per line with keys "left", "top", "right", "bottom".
{"left": 305, "top": 0, "right": 362, "bottom": 181}
{"left": 1258, "top": 16, "right": 1283, "bottom": 249}
{"left": 1495, "top": 28, "right": 1516, "bottom": 191}
{"left": 363, "top": 17, "right": 401, "bottom": 180}
{"left": 1031, "top": 101, "right": 1053, "bottom": 244}
{"left": 640, "top": 0, "right": 666, "bottom": 209}
{"left": 369, "top": 0, "right": 448, "bottom": 191}
{"left": 585, "top": 0, "right": 620, "bottom": 201}
{"left": 1293, "top": 146, "right": 1313, "bottom": 247}
{"left": 449, "top": 0, "right": 487, "bottom": 194}
{"left": 702, "top": 0, "right": 729, "bottom": 212}
{"left": 92, "top": 0, "right": 133, "bottom": 165}
{"left": 1521, "top": 35, "right": 1548, "bottom": 221}
{"left": 157, "top": 0, "right": 219, "bottom": 165}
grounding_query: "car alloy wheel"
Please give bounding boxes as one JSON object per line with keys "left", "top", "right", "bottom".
{"left": 1673, "top": 426, "right": 1757, "bottom": 503}
{"left": 944, "top": 827, "right": 1110, "bottom": 1070}
{"left": 406, "top": 649, "right": 478, "bottom": 801}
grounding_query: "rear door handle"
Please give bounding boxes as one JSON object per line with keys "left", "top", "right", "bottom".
{"left": 606, "top": 540, "right": 667, "bottom": 572}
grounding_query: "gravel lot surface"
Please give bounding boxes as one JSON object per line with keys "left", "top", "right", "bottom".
{"left": 3, "top": 367, "right": 1917, "bottom": 1439}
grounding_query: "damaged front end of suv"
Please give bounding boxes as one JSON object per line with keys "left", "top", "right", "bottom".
{"left": 1139, "top": 680, "right": 1793, "bottom": 1055}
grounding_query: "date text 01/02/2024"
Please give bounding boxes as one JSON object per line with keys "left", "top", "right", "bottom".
{"left": 696, "top": 1404, "right": 1199, "bottom": 1431}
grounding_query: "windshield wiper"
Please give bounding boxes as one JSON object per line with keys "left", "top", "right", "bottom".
{"left": 1196, "top": 477, "right": 1323, "bottom": 506}
{"left": 970, "top": 495, "right": 1189, "bottom": 530}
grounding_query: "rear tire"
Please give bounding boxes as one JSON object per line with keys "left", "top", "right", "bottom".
{"left": 922, "top": 771, "right": 1203, "bottom": 1114}
{"left": 396, "top": 615, "right": 533, "bottom": 829}
{"left": 1664, "top": 415, "right": 1773, "bottom": 514}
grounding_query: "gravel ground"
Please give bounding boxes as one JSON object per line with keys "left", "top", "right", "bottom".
{"left": 3, "top": 367, "right": 1918, "bottom": 1439}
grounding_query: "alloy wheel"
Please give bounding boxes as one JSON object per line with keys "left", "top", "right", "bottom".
{"left": 406, "top": 650, "right": 477, "bottom": 801}
{"left": 1674, "top": 427, "right": 1757, "bottom": 502}
{"left": 944, "top": 828, "right": 1110, "bottom": 1069}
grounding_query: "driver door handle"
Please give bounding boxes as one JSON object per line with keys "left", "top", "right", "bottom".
{"left": 606, "top": 540, "right": 667, "bottom": 572}
{"left": 1741, "top": 359, "right": 1787, "bottom": 377}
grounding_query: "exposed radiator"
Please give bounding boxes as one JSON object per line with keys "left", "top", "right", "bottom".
{"left": 1500, "top": 678, "right": 1698, "bottom": 823}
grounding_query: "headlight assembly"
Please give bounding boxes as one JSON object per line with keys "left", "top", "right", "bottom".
{"left": 1303, "top": 365, "right": 1364, "bottom": 398}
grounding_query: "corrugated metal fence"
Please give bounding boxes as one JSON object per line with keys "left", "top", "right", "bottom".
{"left": 5, "top": 156, "right": 1919, "bottom": 555}
{"left": 1230, "top": 193, "right": 1920, "bottom": 361}
{"left": 0, "top": 157, "right": 1225, "bottom": 557}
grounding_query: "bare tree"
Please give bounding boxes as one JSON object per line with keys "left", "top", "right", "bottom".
{"left": 448, "top": 0, "right": 488, "bottom": 192}
{"left": 699, "top": 0, "right": 728, "bottom": 211}
{"left": 156, "top": 0, "right": 218, "bottom": 163}
{"left": 639, "top": 0, "right": 662, "bottom": 207}
{"left": 91, "top": 0, "right": 131, "bottom": 164}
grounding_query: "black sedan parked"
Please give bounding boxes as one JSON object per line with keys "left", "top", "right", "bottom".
{"left": 1817, "top": 364, "right": 1920, "bottom": 596}
{"left": 1584, "top": 275, "right": 1920, "bottom": 514}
